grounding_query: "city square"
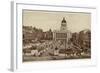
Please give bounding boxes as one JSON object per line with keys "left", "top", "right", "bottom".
{"left": 22, "top": 10, "right": 91, "bottom": 62}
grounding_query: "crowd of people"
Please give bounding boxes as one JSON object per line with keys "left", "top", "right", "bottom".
{"left": 23, "top": 39, "right": 91, "bottom": 58}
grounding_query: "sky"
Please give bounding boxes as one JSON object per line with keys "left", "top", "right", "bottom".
{"left": 22, "top": 10, "right": 91, "bottom": 32}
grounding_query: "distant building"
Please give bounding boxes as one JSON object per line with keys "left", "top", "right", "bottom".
{"left": 43, "top": 29, "right": 53, "bottom": 40}
{"left": 78, "top": 29, "right": 91, "bottom": 49}
{"left": 53, "top": 17, "right": 72, "bottom": 49}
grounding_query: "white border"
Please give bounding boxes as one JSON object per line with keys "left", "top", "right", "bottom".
{"left": 11, "top": 1, "right": 97, "bottom": 71}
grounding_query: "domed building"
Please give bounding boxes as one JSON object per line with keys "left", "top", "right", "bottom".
{"left": 61, "top": 17, "right": 67, "bottom": 31}
{"left": 53, "top": 17, "right": 72, "bottom": 49}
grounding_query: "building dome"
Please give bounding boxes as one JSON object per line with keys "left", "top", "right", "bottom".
{"left": 61, "top": 17, "right": 66, "bottom": 23}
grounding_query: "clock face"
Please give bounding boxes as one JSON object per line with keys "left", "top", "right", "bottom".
{"left": 62, "top": 28, "right": 65, "bottom": 30}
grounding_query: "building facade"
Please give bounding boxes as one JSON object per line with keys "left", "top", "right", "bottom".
{"left": 53, "top": 17, "right": 72, "bottom": 49}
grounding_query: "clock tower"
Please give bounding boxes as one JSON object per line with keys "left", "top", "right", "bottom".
{"left": 60, "top": 17, "right": 67, "bottom": 31}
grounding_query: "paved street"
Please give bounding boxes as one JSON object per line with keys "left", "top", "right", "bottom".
{"left": 23, "top": 54, "right": 90, "bottom": 62}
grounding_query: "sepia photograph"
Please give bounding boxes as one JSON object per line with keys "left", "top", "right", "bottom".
{"left": 22, "top": 10, "right": 91, "bottom": 62}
